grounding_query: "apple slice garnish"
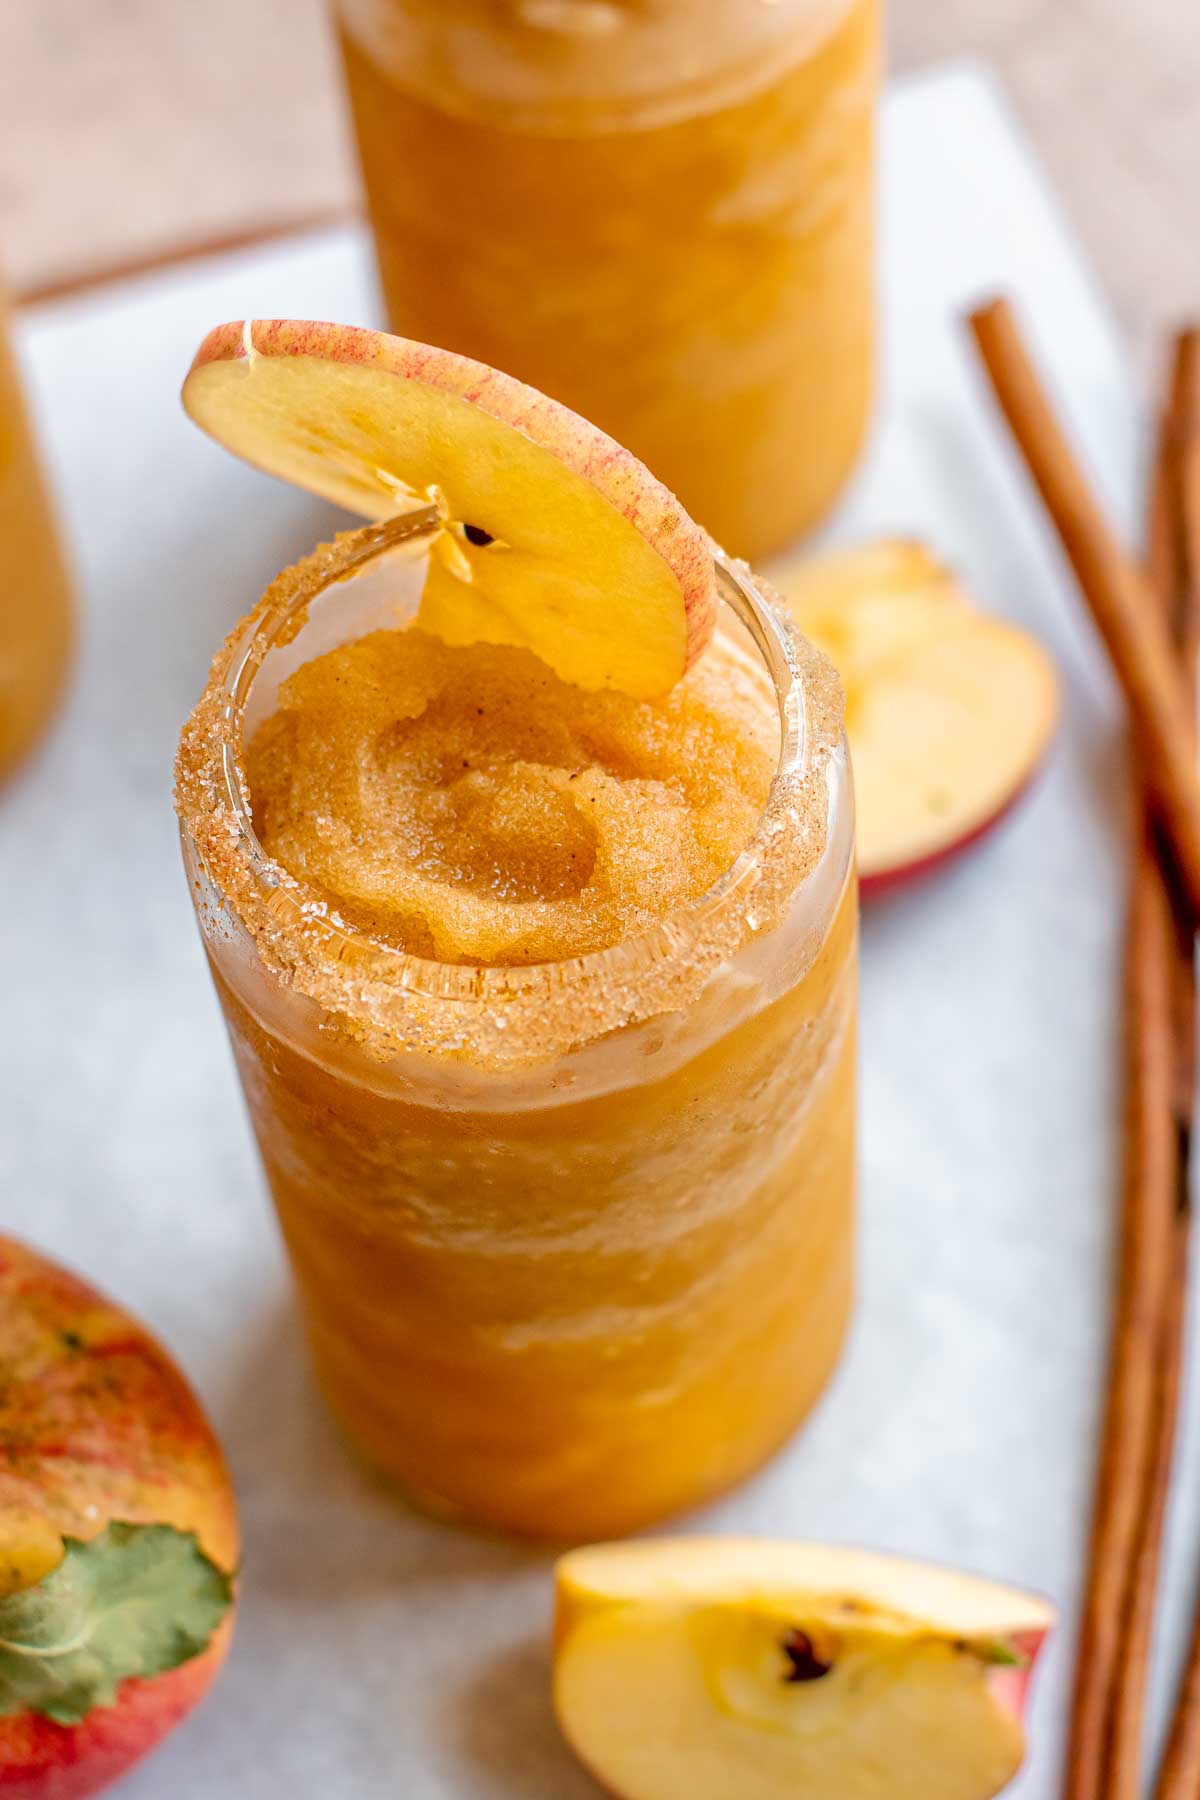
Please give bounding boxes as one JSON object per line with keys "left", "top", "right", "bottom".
{"left": 773, "top": 541, "right": 1059, "bottom": 898}
{"left": 182, "top": 320, "right": 716, "bottom": 698}
{"left": 554, "top": 1538, "right": 1055, "bottom": 1800}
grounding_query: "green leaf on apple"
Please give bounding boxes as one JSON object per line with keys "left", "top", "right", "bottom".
{"left": 0, "top": 1522, "right": 233, "bottom": 1724}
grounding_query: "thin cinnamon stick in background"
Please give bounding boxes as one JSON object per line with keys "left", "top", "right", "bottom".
{"left": 12, "top": 205, "right": 357, "bottom": 310}
{"left": 1153, "top": 326, "right": 1200, "bottom": 1800}
{"left": 1062, "top": 795, "right": 1177, "bottom": 1800}
{"left": 968, "top": 299, "right": 1200, "bottom": 930}
{"left": 1102, "top": 329, "right": 1199, "bottom": 1800}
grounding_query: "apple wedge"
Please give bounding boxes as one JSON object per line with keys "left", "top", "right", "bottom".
{"left": 554, "top": 1538, "right": 1053, "bottom": 1800}
{"left": 182, "top": 320, "right": 716, "bottom": 698}
{"left": 773, "top": 541, "right": 1059, "bottom": 897}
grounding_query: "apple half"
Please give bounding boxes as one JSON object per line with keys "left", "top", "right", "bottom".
{"left": 773, "top": 541, "right": 1059, "bottom": 897}
{"left": 182, "top": 319, "right": 716, "bottom": 698}
{"left": 554, "top": 1538, "right": 1054, "bottom": 1800}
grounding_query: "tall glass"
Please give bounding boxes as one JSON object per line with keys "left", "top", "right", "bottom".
{"left": 177, "top": 520, "right": 856, "bottom": 1541}
{"left": 333, "top": 0, "right": 878, "bottom": 562}
{"left": 0, "top": 290, "right": 72, "bottom": 784}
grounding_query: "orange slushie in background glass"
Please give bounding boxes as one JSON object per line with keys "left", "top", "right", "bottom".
{"left": 334, "top": 0, "right": 878, "bottom": 561}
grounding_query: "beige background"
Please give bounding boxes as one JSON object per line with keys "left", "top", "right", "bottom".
{"left": 3, "top": 0, "right": 1196, "bottom": 359}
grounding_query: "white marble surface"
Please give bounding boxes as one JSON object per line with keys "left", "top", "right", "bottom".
{"left": 3, "top": 62, "right": 1196, "bottom": 1799}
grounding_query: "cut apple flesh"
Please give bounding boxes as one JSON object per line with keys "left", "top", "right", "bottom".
{"left": 554, "top": 1539, "right": 1054, "bottom": 1800}
{"left": 773, "top": 540, "right": 1059, "bottom": 897}
{"left": 182, "top": 320, "right": 716, "bottom": 698}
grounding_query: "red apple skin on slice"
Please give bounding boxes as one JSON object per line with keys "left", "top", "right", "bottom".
{"left": 773, "top": 540, "right": 1060, "bottom": 899}
{"left": 182, "top": 320, "right": 717, "bottom": 698}
{"left": 984, "top": 1628, "right": 1049, "bottom": 1729}
{"left": 856, "top": 769, "right": 1041, "bottom": 902}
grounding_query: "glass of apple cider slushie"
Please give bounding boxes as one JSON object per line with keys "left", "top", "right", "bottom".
{"left": 178, "top": 527, "right": 854, "bottom": 1540}
{"left": 333, "top": 0, "right": 878, "bottom": 561}
{"left": 176, "top": 323, "right": 856, "bottom": 1541}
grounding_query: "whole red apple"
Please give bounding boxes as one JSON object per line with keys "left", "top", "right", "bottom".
{"left": 0, "top": 1236, "right": 238, "bottom": 1799}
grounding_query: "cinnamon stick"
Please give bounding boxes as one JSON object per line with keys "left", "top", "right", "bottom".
{"left": 12, "top": 204, "right": 359, "bottom": 310}
{"left": 1102, "top": 328, "right": 1199, "bottom": 1800}
{"left": 968, "top": 299, "right": 1200, "bottom": 930}
{"left": 1153, "top": 325, "right": 1200, "bottom": 1800}
{"left": 1063, "top": 809, "right": 1177, "bottom": 1800}
{"left": 1159, "top": 1560, "right": 1200, "bottom": 1800}
{"left": 1025, "top": 323, "right": 1200, "bottom": 1800}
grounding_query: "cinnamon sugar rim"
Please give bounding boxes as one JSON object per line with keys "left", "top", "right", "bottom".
{"left": 175, "top": 516, "right": 847, "bottom": 1067}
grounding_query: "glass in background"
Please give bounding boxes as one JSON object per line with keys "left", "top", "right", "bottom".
{"left": 0, "top": 288, "right": 73, "bottom": 785}
{"left": 333, "top": 0, "right": 878, "bottom": 563}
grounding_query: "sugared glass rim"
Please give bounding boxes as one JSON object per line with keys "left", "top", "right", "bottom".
{"left": 205, "top": 513, "right": 817, "bottom": 992}
{"left": 177, "top": 513, "right": 846, "bottom": 1065}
